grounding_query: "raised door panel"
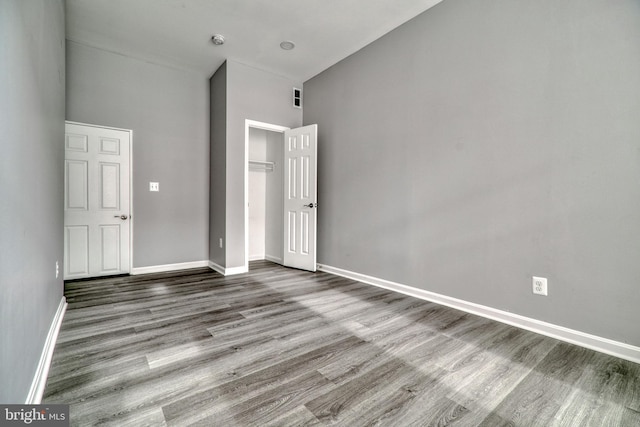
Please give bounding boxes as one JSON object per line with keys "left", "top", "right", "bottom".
{"left": 65, "top": 160, "right": 88, "bottom": 210}
{"left": 65, "top": 226, "right": 89, "bottom": 277}
{"left": 300, "top": 211, "right": 310, "bottom": 255}
{"left": 65, "top": 134, "right": 88, "bottom": 152}
{"left": 100, "top": 162, "right": 120, "bottom": 210}
{"left": 287, "top": 211, "right": 296, "bottom": 253}
{"left": 288, "top": 156, "right": 297, "bottom": 200}
{"left": 100, "top": 225, "right": 121, "bottom": 273}
{"left": 301, "top": 155, "right": 310, "bottom": 200}
{"left": 99, "top": 137, "right": 120, "bottom": 155}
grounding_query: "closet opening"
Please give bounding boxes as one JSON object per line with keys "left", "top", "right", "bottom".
{"left": 247, "top": 126, "right": 285, "bottom": 269}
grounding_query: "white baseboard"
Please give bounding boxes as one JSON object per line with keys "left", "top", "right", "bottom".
{"left": 265, "top": 254, "right": 283, "bottom": 264}
{"left": 208, "top": 261, "right": 248, "bottom": 276}
{"left": 225, "top": 265, "right": 248, "bottom": 275}
{"left": 317, "top": 264, "right": 640, "bottom": 365}
{"left": 247, "top": 255, "right": 284, "bottom": 264}
{"left": 131, "top": 260, "right": 210, "bottom": 275}
{"left": 208, "top": 261, "right": 225, "bottom": 275}
{"left": 26, "top": 296, "right": 67, "bottom": 404}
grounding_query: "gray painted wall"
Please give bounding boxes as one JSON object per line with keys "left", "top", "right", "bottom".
{"left": 265, "top": 130, "right": 285, "bottom": 262}
{"left": 0, "top": 0, "right": 66, "bottom": 402}
{"left": 66, "top": 42, "right": 209, "bottom": 268}
{"left": 304, "top": 0, "right": 640, "bottom": 346}
{"left": 209, "top": 62, "right": 227, "bottom": 266}
{"left": 224, "top": 61, "right": 302, "bottom": 268}
{"left": 248, "top": 128, "right": 268, "bottom": 259}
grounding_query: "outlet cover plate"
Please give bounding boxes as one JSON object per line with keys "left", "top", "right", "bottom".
{"left": 532, "top": 276, "right": 548, "bottom": 296}
{"left": 150, "top": 182, "right": 159, "bottom": 192}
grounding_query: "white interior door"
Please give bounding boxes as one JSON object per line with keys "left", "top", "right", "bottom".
{"left": 64, "top": 122, "right": 131, "bottom": 279}
{"left": 283, "top": 124, "right": 317, "bottom": 271}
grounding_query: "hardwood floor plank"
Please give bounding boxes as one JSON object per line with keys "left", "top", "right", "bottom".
{"left": 42, "top": 261, "right": 640, "bottom": 426}
{"left": 49, "top": 325, "right": 214, "bottom": 376}
{"left": 162, "top": 336, "right": 363, "bottom": 423}
{"left": 214, "top": 371, "right": 335, "bottom": 427}
{"left": 305, "top": 358, "right": 417, "bottom": 423}
{"left": 321, "top": 361, "right": 448, "bottom": 426}
{"left": 478, "top": 343, "right": 597, "bottom": 426}
{"left": 352, "top": 299, "right": 437, "bottom": 333}
{"left": 369, "top": 385, "right": 473, "bottom": 427}
{"left": 45, "top": 356, "right": 151, "bottom": 403}
{"left": 261, "top": 405, "right": 322, "bottom": 427}
{"left": 445, "top": 336, "right": 557, "bottom": 418}
{"left": 317, "top": 327, "right": 439, "bottom": 384}
{"left": 421, "top": 396, "right": 471, "bottom": 427}
{"left": 550, "top": 354, "right": 640, "bottom": 426}
{"left": 92, "top": 406, "right": 167, "bottom": 427}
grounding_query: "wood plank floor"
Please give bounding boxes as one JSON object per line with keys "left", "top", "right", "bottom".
{"left": 43, "top": 261, "right": 640, "bottom": 426}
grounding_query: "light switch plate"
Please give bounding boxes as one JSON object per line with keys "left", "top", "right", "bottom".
{"left": 150, "top": 182, "right": 159, "bottom": 192}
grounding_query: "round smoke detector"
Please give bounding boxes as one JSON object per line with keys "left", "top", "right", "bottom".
{"left": 211, "top": 34, "right": 225, "bottom": 46}
{"left": 280, "top": 40, "right": 295, "bottom": 50}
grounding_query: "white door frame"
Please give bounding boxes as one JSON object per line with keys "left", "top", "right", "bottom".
{"left": 65, "top": 121, "right": 134, "bottom": 276}
{"left": 244, "top": 120, "right": 290, "bottom": 272}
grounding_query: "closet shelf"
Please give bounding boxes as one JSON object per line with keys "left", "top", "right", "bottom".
{"left": 249, "top": 160, "right": 275, "bottom": 172}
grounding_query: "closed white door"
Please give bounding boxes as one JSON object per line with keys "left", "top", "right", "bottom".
{"left": 283, "top": 124, "right": 317, "bottom": 272}
{"left": 64, "top": 122, "right": 131, "bottom": 279}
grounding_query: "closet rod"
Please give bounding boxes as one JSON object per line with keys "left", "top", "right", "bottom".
{"left": 249, "top": 160, "right": 275, "bottom": 172}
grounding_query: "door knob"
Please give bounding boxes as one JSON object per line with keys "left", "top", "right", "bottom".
{"left": 304, "top": 203, "right": 317, "bottom": 208}
{"left": 114, "top": 215, "right": 128, "bottom": 220}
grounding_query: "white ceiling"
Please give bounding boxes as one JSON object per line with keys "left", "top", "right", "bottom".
{"left": 65, "top": 0, "right": 443, "bottom": 81}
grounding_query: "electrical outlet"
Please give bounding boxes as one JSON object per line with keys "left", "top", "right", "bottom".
{"left": 149, "top": 182, "right": 159, "bottom": 192}
{"left": 532, "top": 276, "right": 548, "bottom": 296}
{"left": 56, "top": 261, "right": 59, "bottom": 279}
{"left": 219, "top": 238, "right": 223, "bottom": 248}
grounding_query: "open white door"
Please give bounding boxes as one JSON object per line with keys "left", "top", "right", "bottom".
{"left": 283, "top": 124, "right": 317, "bottom": 272}
{"left": 64, "top": 122, "right": 131, "bottom": 279}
